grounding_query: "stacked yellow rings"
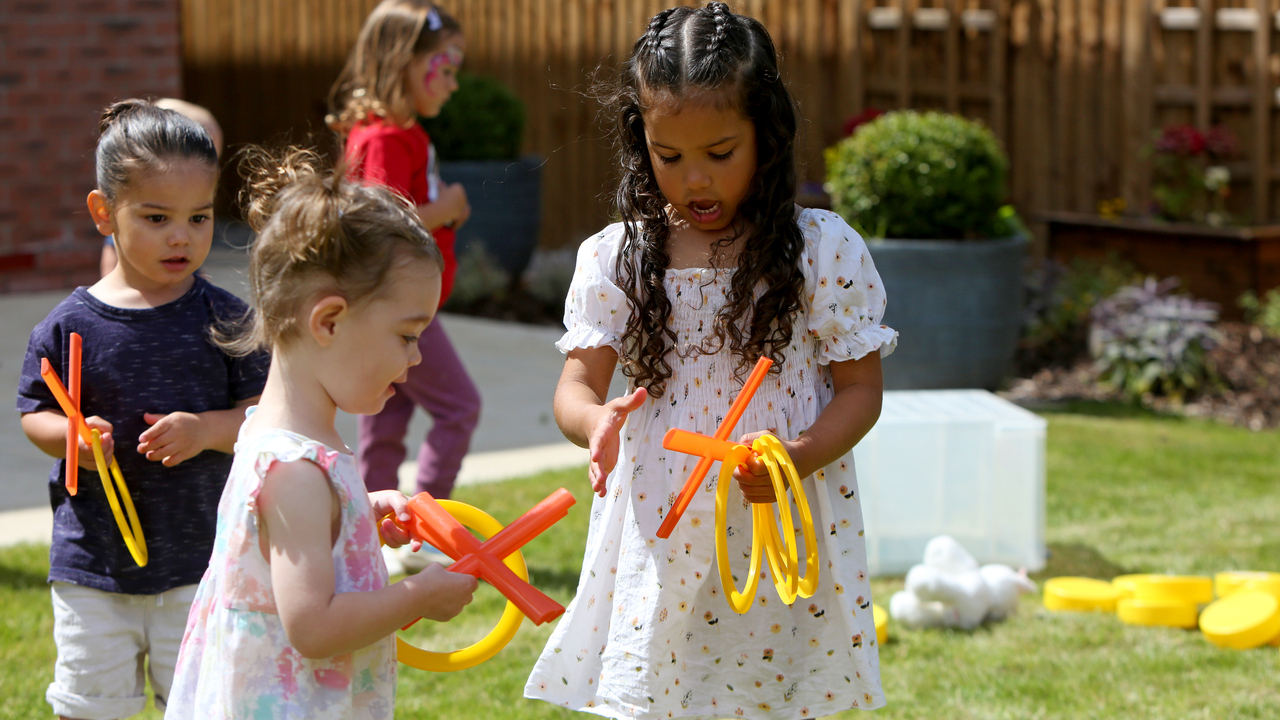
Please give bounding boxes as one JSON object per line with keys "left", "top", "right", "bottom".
{"left": 395, "top": 500, "right": 526, "bottom": 672}
{"left": 714, "top": 436, "right": 819, "bottom": 614}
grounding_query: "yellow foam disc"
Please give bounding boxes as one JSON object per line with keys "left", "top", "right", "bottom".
{"left": 872, "top": 603, "right": 888, "bottom": 646}
{"left": 1117, "top": 598, "right": 1199, "bottom": 629}
{"left": 1216, "top": 572, "right": 1280, "bottom": 602}
{"left": 1112, "top": 574, "right": 1157, "bottom": 600}
{"left": 1043, "top": 577, "right": 1121, "bottom": 612}
{"left": 1130, "top": 575, "right": 1213, "bottom": 605}
{"left": 1199, "top": 590, "right": 1280, "bottom": 650}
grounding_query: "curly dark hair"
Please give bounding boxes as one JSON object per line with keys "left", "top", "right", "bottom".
{"left": 605, "top": 2, "right": 804, "bottom": 398}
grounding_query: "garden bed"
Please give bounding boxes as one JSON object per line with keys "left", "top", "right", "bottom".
{"left": 1042, "top": 211, "right": 1280, "bottom": 321}
{"left": 1003, "top": 322, "right": 1280, "bottom": 431}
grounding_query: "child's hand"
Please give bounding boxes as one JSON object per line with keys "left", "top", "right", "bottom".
{"left": 587, "top": 387, "right": 648, "bottom": 497}
{"left": 405, "top": 563, "right": 478, "bottom": 622}
{"left": 439, "top": 182, "right": 470, "bottom": 228}
{"left": 137, "top": 412, "right": 205, "bottom": 467}
{"left": 369, "top": 490, "right": 423, "bottom": 552}
{"left": 78, "top": 415, "right": 114, "bottom": 470}
{"left": 732, "top": 429, "right": 783, "bottom": 504}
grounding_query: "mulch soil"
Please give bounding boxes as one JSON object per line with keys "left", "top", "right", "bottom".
{"left": 1002, "top": 322, "right": 1280, "bottom": 431}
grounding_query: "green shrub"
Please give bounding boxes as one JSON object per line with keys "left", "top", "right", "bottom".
{"left": 824, "top": 110, "right": 1013, "bottom": 239}
{"left": 419, "top": 73, "right": 525, "bottom": 160}
{"left": 1238, "top": 288, "right": 1280, "bottom": 337}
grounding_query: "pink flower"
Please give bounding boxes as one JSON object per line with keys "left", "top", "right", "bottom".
{"left": 1155, "top": 125, "right": 1204, "bottom": 156}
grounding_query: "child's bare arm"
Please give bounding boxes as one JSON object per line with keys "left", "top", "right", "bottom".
{"left": 20, "top": 409, "right": 115, "bottom": 470}
{"left": 137, "top": 396, "right": 259, "bottom": 466}
{"left": 259, "top": 459, "right": 478, "bottom": 660}
{"left": 554, "top": 347, "right": 647, "bottom": 496}
{"left": 788, "top": 352, "right": 883, "bottom": 477}
{"left": 415, "top": 182, "right": 469, "bottom": 231}
{"left": 735, "top": 352, "right": 884, "bottom": 499}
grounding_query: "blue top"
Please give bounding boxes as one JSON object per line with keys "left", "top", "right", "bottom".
{"left": 16, "top": 276, "right": 269, "bottom": 595}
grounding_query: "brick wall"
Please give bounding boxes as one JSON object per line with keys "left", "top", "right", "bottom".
{"left": 0, "top": 0, "right": 181, "bottom": 293}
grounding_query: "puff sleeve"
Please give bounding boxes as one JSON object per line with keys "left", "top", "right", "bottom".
{"left": 801, "top": 209, "right": 898, "bottom": 364}
{"left": 555, "top": 224, "right": 630, "bottom": 354}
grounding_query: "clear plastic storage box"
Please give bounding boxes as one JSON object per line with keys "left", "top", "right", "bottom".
{"left": 851, "top": 390, "right": 1047, "bottom": 576}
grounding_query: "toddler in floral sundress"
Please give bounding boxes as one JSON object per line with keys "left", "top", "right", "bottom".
{"left": 164, "top": 147, "right": 477, "bottom": 719}
{"left": 524, "top": 4, "right": 897, "bottom": 719}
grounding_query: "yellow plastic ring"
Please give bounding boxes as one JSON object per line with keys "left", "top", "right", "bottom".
{"left": 715, "top": 445, "right": 763, "bottom": 615}
{"left": 755, "top": 448, "right": 799, "bottom": 604}
{"left": 395, "top": 499, "right": 526, "bottom": 672}
{"left": 90, "top": 429, "right": 147, "bottom": 567}
{"left": 754, "top": 435, "right": 818, "bottom": 601}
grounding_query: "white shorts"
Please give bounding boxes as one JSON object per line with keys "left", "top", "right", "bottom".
{"left": 46, "top": 581, "right": 198, "bottom": 720}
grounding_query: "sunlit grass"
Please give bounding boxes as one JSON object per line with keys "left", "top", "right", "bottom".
{"left": 2, "top": 408, "right": 1278, "bottom": 718}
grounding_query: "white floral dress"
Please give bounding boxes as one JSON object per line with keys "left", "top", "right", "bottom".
{"left": 165, "top": 421, "right": 396, "bottom": 719}
{"left": 525, "top": 208, "right": 897, "bottom": 719}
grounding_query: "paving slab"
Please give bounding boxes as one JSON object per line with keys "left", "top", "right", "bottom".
{"left": 0, "top": 241, "right": 624, "bottom": 544}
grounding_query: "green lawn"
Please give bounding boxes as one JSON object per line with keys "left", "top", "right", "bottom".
{"left": 2, "top": 405, "right": 1278, "bottom": 718}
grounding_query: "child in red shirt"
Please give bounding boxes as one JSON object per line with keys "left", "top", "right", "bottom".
{"left": 329, "top": 0, "right": 478, "bottom": 573}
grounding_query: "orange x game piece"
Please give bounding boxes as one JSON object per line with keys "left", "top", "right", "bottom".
{"left": 398, "top": 488, "right": 575, "bottom": 626}
{"left": 40, "top": 332, "right": 148, "bottom": 567}
{"left": 656, "top": 356, "right": 773, "bottom": 539}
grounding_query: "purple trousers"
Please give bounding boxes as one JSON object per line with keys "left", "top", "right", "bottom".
{"left": 357, "top": 317, "right": 481, "bottom": 497}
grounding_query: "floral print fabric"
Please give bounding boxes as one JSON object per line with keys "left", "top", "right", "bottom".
{"left": 165, "top": 423, "right": 396, "bottom": 719}
{"left": 526, "top": 208, "right": 896, "bottom": 719}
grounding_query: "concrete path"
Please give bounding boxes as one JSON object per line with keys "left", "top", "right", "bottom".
{"left": 0, "top": 241, "right": 624, "bottom": 547}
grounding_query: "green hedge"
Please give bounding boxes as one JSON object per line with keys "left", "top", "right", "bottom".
{"left": 419, "top": 73, "right": 525, "bottom": 161}
{"left": 825, "top": 110, "right": 1013, "bottom": 239}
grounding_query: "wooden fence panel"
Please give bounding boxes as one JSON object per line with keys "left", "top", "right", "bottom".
{"left": 179, "top": 0, "right": 1280, "bottom": 255}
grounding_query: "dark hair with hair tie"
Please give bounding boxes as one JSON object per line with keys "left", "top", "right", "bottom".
{"left": 95, "top": 99, "right": 219, "bottom": 202}
{"left": 598, "top": 3, "right": 803, "bottom": 397}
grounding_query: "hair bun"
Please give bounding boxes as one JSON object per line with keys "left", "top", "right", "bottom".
{"left": 237, "top": 146, "right": 330, "bottom": 233}
{"left": 100, "top": 98, "right": 153, "bottom": 133}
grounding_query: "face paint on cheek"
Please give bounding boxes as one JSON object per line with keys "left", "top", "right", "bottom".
{"left": 422, "top": 46, "right": 464, "bottom": 86}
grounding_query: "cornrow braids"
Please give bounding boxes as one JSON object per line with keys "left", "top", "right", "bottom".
{"left": 707, "top": 1, "right": 731, "bottom": 51}
{"left": 600, "top": 3, "right": 805, "bottom": 397}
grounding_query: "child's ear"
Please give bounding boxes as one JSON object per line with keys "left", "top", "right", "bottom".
{"left": 308, "top": 295, "right": 349, "bottom": 347}
{"left": 86, "top": 191, "right": 114, "bottom": 237}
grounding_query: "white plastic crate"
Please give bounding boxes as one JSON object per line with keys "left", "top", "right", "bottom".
{"left": 851, "top": 390, "right": 1047, "bottom": 576}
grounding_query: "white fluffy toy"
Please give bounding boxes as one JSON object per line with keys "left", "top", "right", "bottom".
{"left": 889, "top": 535, "right": 1039, "bottom": 630}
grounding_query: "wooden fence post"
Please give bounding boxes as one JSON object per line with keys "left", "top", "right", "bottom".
{"left": 1121, "top": 0, "right": 1152, "bottom": 216}
{"left": 1254, "top": 0, "right": 1272, "bottom": 223}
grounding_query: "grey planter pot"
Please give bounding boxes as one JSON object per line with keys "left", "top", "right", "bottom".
{"left": 869, "top": 235, "right": 1028, "bottom": 390}
{"left": 441, "top": 155, "right": 543, "bottom": 280}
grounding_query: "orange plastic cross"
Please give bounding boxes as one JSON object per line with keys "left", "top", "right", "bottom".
{"left": 39, "top": 333, "right": 86, "bottom": 495}
{"left": 397, "top": 488, "right": 575, "bottom": 626}
{"left": 655, "top": 356, "right": 772, "bottom": 539}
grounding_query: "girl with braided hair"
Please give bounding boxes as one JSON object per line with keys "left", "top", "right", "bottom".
{"left": 526, "top": 4, "right": 893, "bottom": 717}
